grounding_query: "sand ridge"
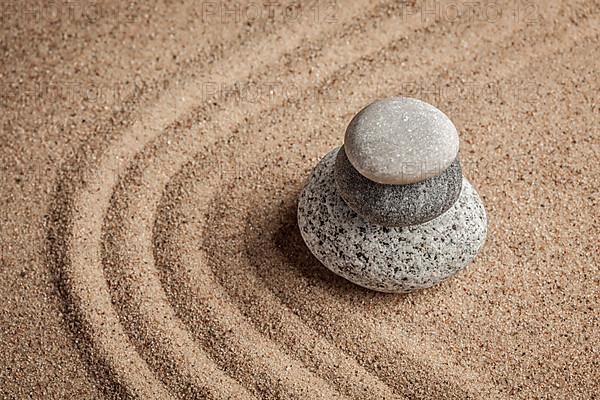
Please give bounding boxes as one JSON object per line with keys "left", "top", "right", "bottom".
{"left": 1, "top": 0, "right": 599, "bottom": 398}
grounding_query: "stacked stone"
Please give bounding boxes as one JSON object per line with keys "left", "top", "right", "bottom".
{"left": 298, "top": 97, "right": 487, "bottom": 293}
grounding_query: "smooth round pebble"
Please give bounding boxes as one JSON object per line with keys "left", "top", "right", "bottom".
{"left": 298, "top": 148, "right": 487, "bottom": 293}
{"left": 334, "top": 145, "right": 462, "bottom": 227}
{"left": 344, "top": 97, "right": 459, "bottom": 185}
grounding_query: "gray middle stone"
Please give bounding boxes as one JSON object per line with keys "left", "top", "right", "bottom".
{"left": 334, "top": 145, "right": 462, "bottom": 227}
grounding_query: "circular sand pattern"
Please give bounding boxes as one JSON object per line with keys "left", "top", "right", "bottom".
{"left": 41, "top": 1, "right": 594, "bottom": 399}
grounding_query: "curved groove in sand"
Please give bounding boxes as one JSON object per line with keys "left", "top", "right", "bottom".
{"left": 234, "top": 15, "right": 596, "bottom": 398}
{"left": 101, "top": 138, "right": 349, "bottom": 399}
{"left": 153, "top": 156, "right": 403, "bottom": 399}
{"left": 154, "top": 6, "right": 595, "bottom": 400}
{"left": 46, "top": 0, "right": 406, "bottom": 396}
{"left": 233, "top": 21, "right": 596, "bottom": 398}
{"left": 44, "top": 0, "right": 593, "bottom": 397}
{"left": 96, "top": 1, "right": 529, "bottom": 397}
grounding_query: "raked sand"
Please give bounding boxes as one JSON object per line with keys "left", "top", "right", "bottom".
{"left": 0, "top": 0, "right": 598, "bottom": 398}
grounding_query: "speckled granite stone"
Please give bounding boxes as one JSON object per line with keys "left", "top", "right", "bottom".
{"left": 334, "top": 145, "right": 462, "bottom": 227}
{"left": 298, "top": 148, "right": 487, "bottom": 293}
{"left": 344, "top": 97, "right": 459, "bottom": 184}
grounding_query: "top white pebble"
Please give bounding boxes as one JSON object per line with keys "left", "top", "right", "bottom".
{"left": 344, "top": 97, "right": 459, "bottom": 185}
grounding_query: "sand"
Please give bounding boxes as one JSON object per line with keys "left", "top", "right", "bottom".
{"left": 0, "top": 0, "right": 598, "bottom": 398}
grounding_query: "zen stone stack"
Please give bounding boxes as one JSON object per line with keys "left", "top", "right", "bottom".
{"left": 297, "top": 97, "right": 487, "bottom": 293}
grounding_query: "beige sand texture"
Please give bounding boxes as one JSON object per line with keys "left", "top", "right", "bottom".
{"left": 0, "top": 0, "right": 598, "bottom": 398}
